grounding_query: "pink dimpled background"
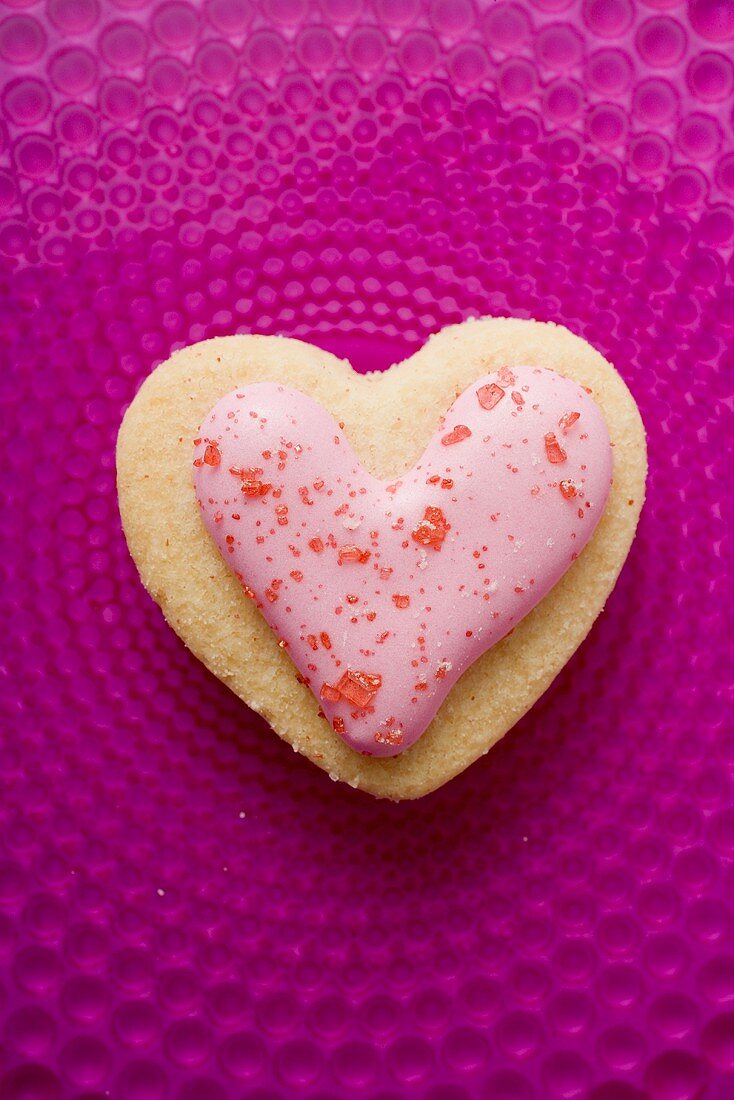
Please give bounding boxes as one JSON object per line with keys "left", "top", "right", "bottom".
{"left": 0, "top": 0, "right": 732, "bottom": 1097}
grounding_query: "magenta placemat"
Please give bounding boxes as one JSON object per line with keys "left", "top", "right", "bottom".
{"left": 1, "top": 1, "right": 733, "bottom": 1098}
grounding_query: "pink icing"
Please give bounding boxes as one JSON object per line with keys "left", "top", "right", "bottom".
{"left": 193, "top": 366, "right": 612, "bottom": 757}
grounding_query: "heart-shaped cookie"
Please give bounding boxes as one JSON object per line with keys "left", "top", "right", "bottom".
{"left": 117, "top": 318, "right": 646, "bottom": 799}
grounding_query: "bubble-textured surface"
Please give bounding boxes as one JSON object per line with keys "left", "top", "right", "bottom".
{"left": 0, "top": 0, "right": 732, "bottom": 1096}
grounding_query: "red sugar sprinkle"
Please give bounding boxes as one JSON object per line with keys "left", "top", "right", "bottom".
{"left": 375, "top": 726, "right": 403, "bottom": 747}
{"left": 441, "top": 478, "right": 454, "bottom": 489}
{"left": 376, "top": 631, "right": 390, "bottom": 644}
{"left": 338, "top": 545, "right": 371, "bottom": 564}
{"left": 193, "top": 458, "right": 203, "bottom": 467}
{"left": 333, "top": 716, "right": 345, "bottom": 734}
{"left": 320, "top": 632, "right": 332, "bottom": 650}
{"left": 275, "top": 505, "right": 289, "bottom": 526}
{"left": 511, "top": 391, "right": 525, "bottom": 406}
{"left": 411, "top": 505, "right": 450, "bottom": 550}
{"left": 313, "top": 479, "right": 324, "bottom": 491}
{"left": 290, "top": 569, "right": 303, "bottom": 581}
{"left": 559, "top": 479, "right": 578, "bottom": 500}
{"left": 559, "top": 410, "right": 580, "bottom": 432}
{"left": 544, "top": 432, "right": 567, "bottom": 465}
{"left": 340, "top": 672, "right": 380, "bottom": 707}
{"left": 307, "top": 634, "right": 318, "bottom": 651}
{"left": 346, "top": 594, "right": 359, "bottom": 604}
{"left": 308, "top": 537, "right": 324, "bottom": 553}
{"left": 442, "top": 424, "right": 472, "bottom": 446}
{"left": 392, "top": 594, "right": 410, "bottom": 609}
{"left": 193, "top": 438, "right": 202, "bottom": 447}
{"left": 235, "top": 466, "right": 272, "bottom": 497}
{"left": 477, "top": 383, "right": 505, "bottom": 410}
{"left": 265, "top": 587, "right": 278, "bottom": 602}
{"left": 203, "top": 442, "right": 221, "bottom": 467}
{"left": 497, "top": 366, "right": 516, "bottom": 388}
{"left": 426, "top": 475, "right": 440, "bottom": 485}
{"left": 322, "top": 670, "right": 382, "bottom": 710}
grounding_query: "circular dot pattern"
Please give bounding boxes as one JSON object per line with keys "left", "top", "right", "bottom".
{"left": 0, "top": 1, "right": 732, "bottom": 1097}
